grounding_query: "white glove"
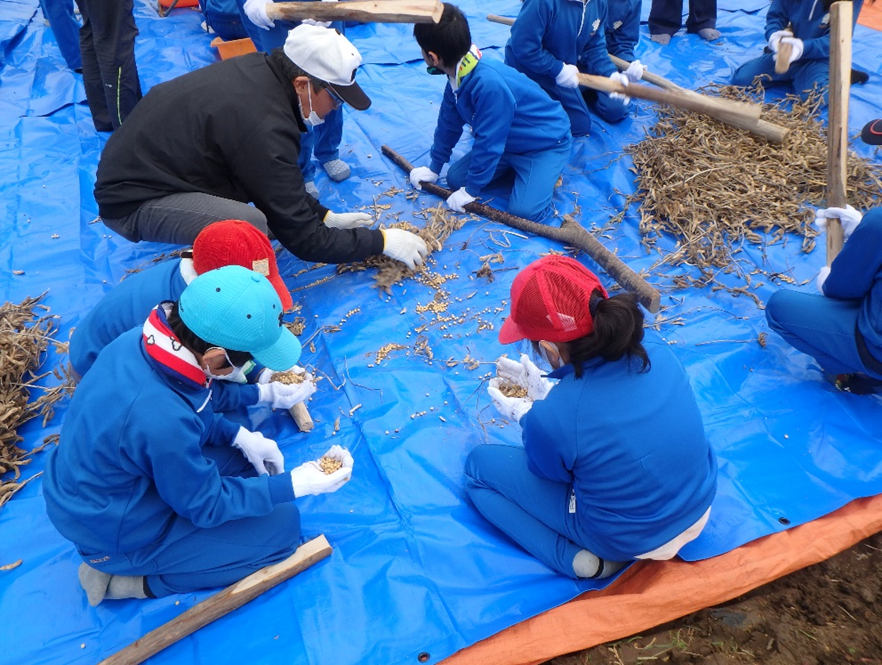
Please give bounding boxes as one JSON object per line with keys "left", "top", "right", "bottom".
{"left": 243, "top": 0, "right": 274, "bottom": 29}
{"left": 608, "top": 72, "right": 631, "bottom": 104}
{"left": 233, "top": 427, "right": 285, "bottom": 476}
{"left": 257, "top": 368, "right": 317, "bottom": 409}
{"left": 325, "top": 211, "right": 374, "bottom": 229}
{"left": 817, "top": 265, "right": 831, "bottom": 294}
{"left": 289, "top": 445, "right": 354, "bottom": 497}
{"left": 409, "top": 166, "right": 439, "bottom": 190}
{"left": 624, "top": 59, "right": 645, "bottom": 83}
{"left": 496, "top": 354, "right": 554, "bottom": 401}
{"left": 814, "top": 205, "right": 862, "bottom": 240}
{"left": 768, "top": 29, "right": 793, "bottom": 53}
{"left": 488, "top": 379, "right": 534, "bottom": 423}
{"left": 555, "top": 63, "right": 580, "bottom": 89}
{"left": 446, "top": 187, "right": 477, "bottom": 212}
{"left": 301, "top": 0, "right": 335, "bottom": 27}
{"left": 382, "top": 228, "right": 428, "bottom": 270}
{"left": 780, "top": 37, "right": 803, "bottom": 64}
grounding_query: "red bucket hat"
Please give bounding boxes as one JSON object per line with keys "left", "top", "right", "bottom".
{"left": 498, "top": 255, "right": 608, "bottom": 344}
{"left": 192, "top": 221, "right": 293, "bottom": 311}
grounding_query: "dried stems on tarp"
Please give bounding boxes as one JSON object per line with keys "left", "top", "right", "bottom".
{"left": 626, "top": 84, "right": 882, "bottom": 285}
{"left": 1, "top": 294, "right": 73, "bottom": 508}
{"left": 338, "top": 205, "right": 465, "bottom": 293}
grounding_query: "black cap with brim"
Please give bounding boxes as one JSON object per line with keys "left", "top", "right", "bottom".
{"left": 861, "top": 119, "right": 882, "bottom": 146}
{"left": 327, "top": 81, "right": 371, "bottom": 111}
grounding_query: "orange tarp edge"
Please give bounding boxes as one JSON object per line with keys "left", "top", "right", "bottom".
{"left": 442, "top": 494, "right": 882, "bottom": 665}
{"left": 858, "top": 0, "right": 882, "bottom": 30}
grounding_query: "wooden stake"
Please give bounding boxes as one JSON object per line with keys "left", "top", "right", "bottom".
{"left": 488, "top": 14, "right": 785, "bottom": 142}
{"left": 825, "top": 1, "right": 852, "bottom": 263}
{"left": 289, "top": 402, "right": 314, "bottom": 432}
{"left": 99, "top": 536, "right": 333, "bottom": 665}
{"left": 381, "top": 146, "right": 661, "bottom": 313}
{"left": 267, "top": 0, "right": 443, "bottom": 23}
{"left": 775, "top": 42, "right": 794, "bottom": 74}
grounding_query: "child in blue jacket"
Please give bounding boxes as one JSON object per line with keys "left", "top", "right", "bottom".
{"left": 45, "top": 266, "right": 353, "bottom": 604}
{"left": 605, "top": 0, "right": 643, "bottom": 62}
{"left": 504, "top": 0, "right": 642, "bottom": 137}
{"left": 731, "top": 0, "right": 864, "bottom": 105}
{"left": 465, "top": 256, "right": 718, "bottom": 579}
{"left": 407, "top": 3, "right": 572, "bottom": 222}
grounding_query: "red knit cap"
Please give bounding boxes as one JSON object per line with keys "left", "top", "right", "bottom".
{"left": 192, "top": 221, "right": 293, "bottom": 311}
{"left": 498, "top": 255, "right": 608, "bottom": 344}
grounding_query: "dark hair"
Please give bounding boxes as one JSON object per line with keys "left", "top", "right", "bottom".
{"left": 562, "top": 292, "right": 650, "bottom": 378}
{"left": 167, "top": 302, "right": 253, "bottom": 367}
{"left": 269, "top": 47, "right": 327, "bottom": 91}
{"left": 413, "top": 3, "right": 471, "bottom": 67}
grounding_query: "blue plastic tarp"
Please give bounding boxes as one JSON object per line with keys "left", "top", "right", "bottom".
{"left": 1, "top": 1, "right": 882, "bottom": 664}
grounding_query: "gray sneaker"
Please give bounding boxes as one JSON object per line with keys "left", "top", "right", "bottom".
{"left": 304, "top": 181, "right": 319, "bottom": 197}
{"left": 323, "top": 159, "right": 351, "bottom": 182}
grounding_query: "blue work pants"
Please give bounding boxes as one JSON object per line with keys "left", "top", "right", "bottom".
{"left": 648, "top": 0, "right": 717, "bottom": 36}
{"left": 732, "top": 53, "right": 829, "bottom": 104}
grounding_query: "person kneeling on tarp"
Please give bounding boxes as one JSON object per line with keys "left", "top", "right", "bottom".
{"left": 44, "top": 266, "right": 353, "bottom": 604}
{"left": 464, "top": 256, "right": 718, "bottom": 579}
{"left": 730, "top": 0, "right": 865, "bottom": 106}
{"left": 407, "top": 3, "right": 572, "bottom": 223}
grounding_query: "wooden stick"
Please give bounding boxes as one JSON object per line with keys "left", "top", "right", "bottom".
{"left": 578, "top": 73, "right": 761, "bottom": 122}
{"left": 488, "top": 15, "right": 785, "bottom": 142}
{"left": 267, "top": 0, "right": 443, "bottom": 23}
{"left": 825, "top": 1, "right": 852, "bottom": 263}
{"left": 99, "top": 536, "right": 332, "bottom": 665}
{"left": 289, "top": 402, "right": 314, "bottom": 432}
{"left": 775, "top": 42, "right": 794, "bottom": 74}
{"left": 381, "top": 145, "right": 661, "bottom": 313}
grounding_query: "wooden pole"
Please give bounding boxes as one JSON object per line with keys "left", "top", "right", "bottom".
{"left": 99, "top": 536, "right": 333, "bottom": 665}
{"left": 289, "top": 402, "right": 314, "bottom": 432}
{"left": 381, "top": 145, "right": 661, "bottom": 313}
{"left": 488, "top": 14, "right": 786, "bottom": 142}
{"left": 577, "top": 73, "right": 761, "bottom": 122}
{"left": 267, "top": 0, "right": 443, "bottom": 23}
{"left": 775, "top": 42, "right": 794, "bottom": 74}
{"left": 825, "top": 1, "right": 852, "bottom": 263}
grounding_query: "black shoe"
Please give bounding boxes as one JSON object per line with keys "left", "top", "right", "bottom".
{"left": 828, "top": 372, "right": 882, "bottom": 395}
{"left": 851, "top": 68, "right": 870, "bottom": 85}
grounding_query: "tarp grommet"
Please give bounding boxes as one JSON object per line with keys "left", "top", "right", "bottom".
{"left": 418, "top": 652, "right": 431, "bottom": 662}
{"left": 779, "top": 517, "right": 791, "bottom": 525}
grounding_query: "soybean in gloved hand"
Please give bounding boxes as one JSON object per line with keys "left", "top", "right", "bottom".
{"left": 496, "top": 354, "right": 554, "bottom": 401}
{"left": 290, "top": 445, "right": 354, "bottom": 497}
{"left": 257, "top": 367, "right": 317, "bottom": 409}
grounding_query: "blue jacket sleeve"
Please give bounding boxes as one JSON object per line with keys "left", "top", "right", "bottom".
{"left": 605, "top": 0, "right": 640, "bottom": 61}
{"left": 429, "top": 84, "right": 467, "bottom": 174}
{"left": 579, "top": 4, "right": 616, "bottom": 77}
{"left": 824, "top": 208, "right": 882, "bottom": 300}
{"left": 210, "top": 381, "right": 260, "bottom": 413}
{"left": 509, "top": 0, "right": 565, "bottom": 79}
{"left": 520, "top": 396, "right": 576, "bottom": 484}
{"left": 461, "top": 75, "right": 517, "bottom": 196}
{"left": 764, "top": 0, "right": 790, "bottom": 40}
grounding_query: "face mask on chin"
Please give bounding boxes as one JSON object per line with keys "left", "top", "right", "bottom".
{"left": 538, "top": 342, "right": 562, "bottom": 370}
{"left": 202, "top": 349, "right": 250, "bottom": 384}
{"left": 299, "top": 83, "right": 325, "bottom": 128}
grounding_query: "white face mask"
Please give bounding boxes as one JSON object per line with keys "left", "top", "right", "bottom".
{"left": 538, "top": 342, "right": 562, "bottom": 370}
{"left": 299, "top": 83, "right": 325, "bottom": 128}
{"left": 202, "top": 349, "right": 250, "bottom": 384}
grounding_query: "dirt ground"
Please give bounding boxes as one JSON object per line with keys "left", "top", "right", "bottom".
{"left": 547, "top": 532, "right": 882, "bottom": 665}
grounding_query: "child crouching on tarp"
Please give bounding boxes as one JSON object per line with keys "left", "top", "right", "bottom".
{"left": 464, "top": 256, "right": 718, "bottom": 579}
{"left": 731, "top": 0, "right": 865, "bottom": 105}
{"left": 407, "top": 3, "right": 572, "bottom": 223}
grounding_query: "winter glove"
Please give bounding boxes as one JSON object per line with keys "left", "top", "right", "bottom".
{"left": 243, "top": 0, "right": 274, "bottom": 29}
{"left": 324, "top": 211, "right": 374, "bottom": 229}
{"left": 817, "top": 265, "right": 831, "bottom": 294}
{"left": 779, "top": 37, "right": 804, "bottom": 64}
{"left": 446, "top": 186, "right": 477, "bottom": 212}
{"left": 257, "top": 367, "right": 317, "bottom": 409}
{"left": 302, "top": 0, "right": 335, "bottom": 26}
{"left": 608, "top": 72, "right": 631, "bottom": 104}
{"left": 409, "top": 166, "right": 439, "bottom": 190}
{"left": 233, "top": 427, "right": 285, "bottom": 476}
{"left": 289, "top": 445, "right": 354, "bottom": 497}
{"left": 623, "top": 59, "right": 645, "bottom": 83}
{"left": 496, "top": 354, "right": 554, "bottom": 401}
{"left": 381, "top": 228, "right": 428, "bottom": 270}
{"left": 768, "top": 29, "right": 793, "bottom": 53}
{"left": 814, "top": 205, "right": 862, "bottom": 240}
{"left": 555, "top": 63, "right": 580, "bottom": 89}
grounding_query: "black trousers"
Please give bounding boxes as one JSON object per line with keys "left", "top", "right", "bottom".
{"left": 648, "top": 0, "right": 717, "bottom": 36}
{"left": 75, "top": 0, "right": 142, "bottom": 130}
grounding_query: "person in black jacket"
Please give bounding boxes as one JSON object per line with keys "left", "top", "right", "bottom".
{"left": 95, "top": 24, "right": 427, "bottom": 270}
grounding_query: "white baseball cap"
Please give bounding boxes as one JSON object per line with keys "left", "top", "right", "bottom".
{"left": 283, "top": 24, "right": 371, "bottom": 110}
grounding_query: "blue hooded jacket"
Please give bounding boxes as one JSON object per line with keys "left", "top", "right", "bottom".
{"left": 764, "top": 0, "right": 864, "bottom": 61}
{"left": 604, "top": 0, "right": 642, "bottom": 61}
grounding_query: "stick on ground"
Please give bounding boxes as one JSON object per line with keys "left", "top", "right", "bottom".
{"left": 267, "top": 0, "right": 443, "bottom": 23}
{"left": 99, "top": 535, "right": 332, "bottom": 665}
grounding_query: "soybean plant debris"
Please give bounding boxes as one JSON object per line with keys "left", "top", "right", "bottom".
{"left": 625, "top": 84, "right": 882, "bottom": 289}
{"left": 1, "top": 294, "right": 72, "bottom": 508}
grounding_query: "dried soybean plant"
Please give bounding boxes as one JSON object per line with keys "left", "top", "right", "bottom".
{"left": 338, "top": 205, "right": 465, "bottom": 293}
{"left": 626, "top": 84, "right": 882, "bottom": 285}
{"left": 1, "top": 294, "right": 73, "bottom": 508}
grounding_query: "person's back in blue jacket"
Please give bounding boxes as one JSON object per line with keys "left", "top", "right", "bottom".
{"left": 604, "top": 0, "right": 642, "bottom": 61}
